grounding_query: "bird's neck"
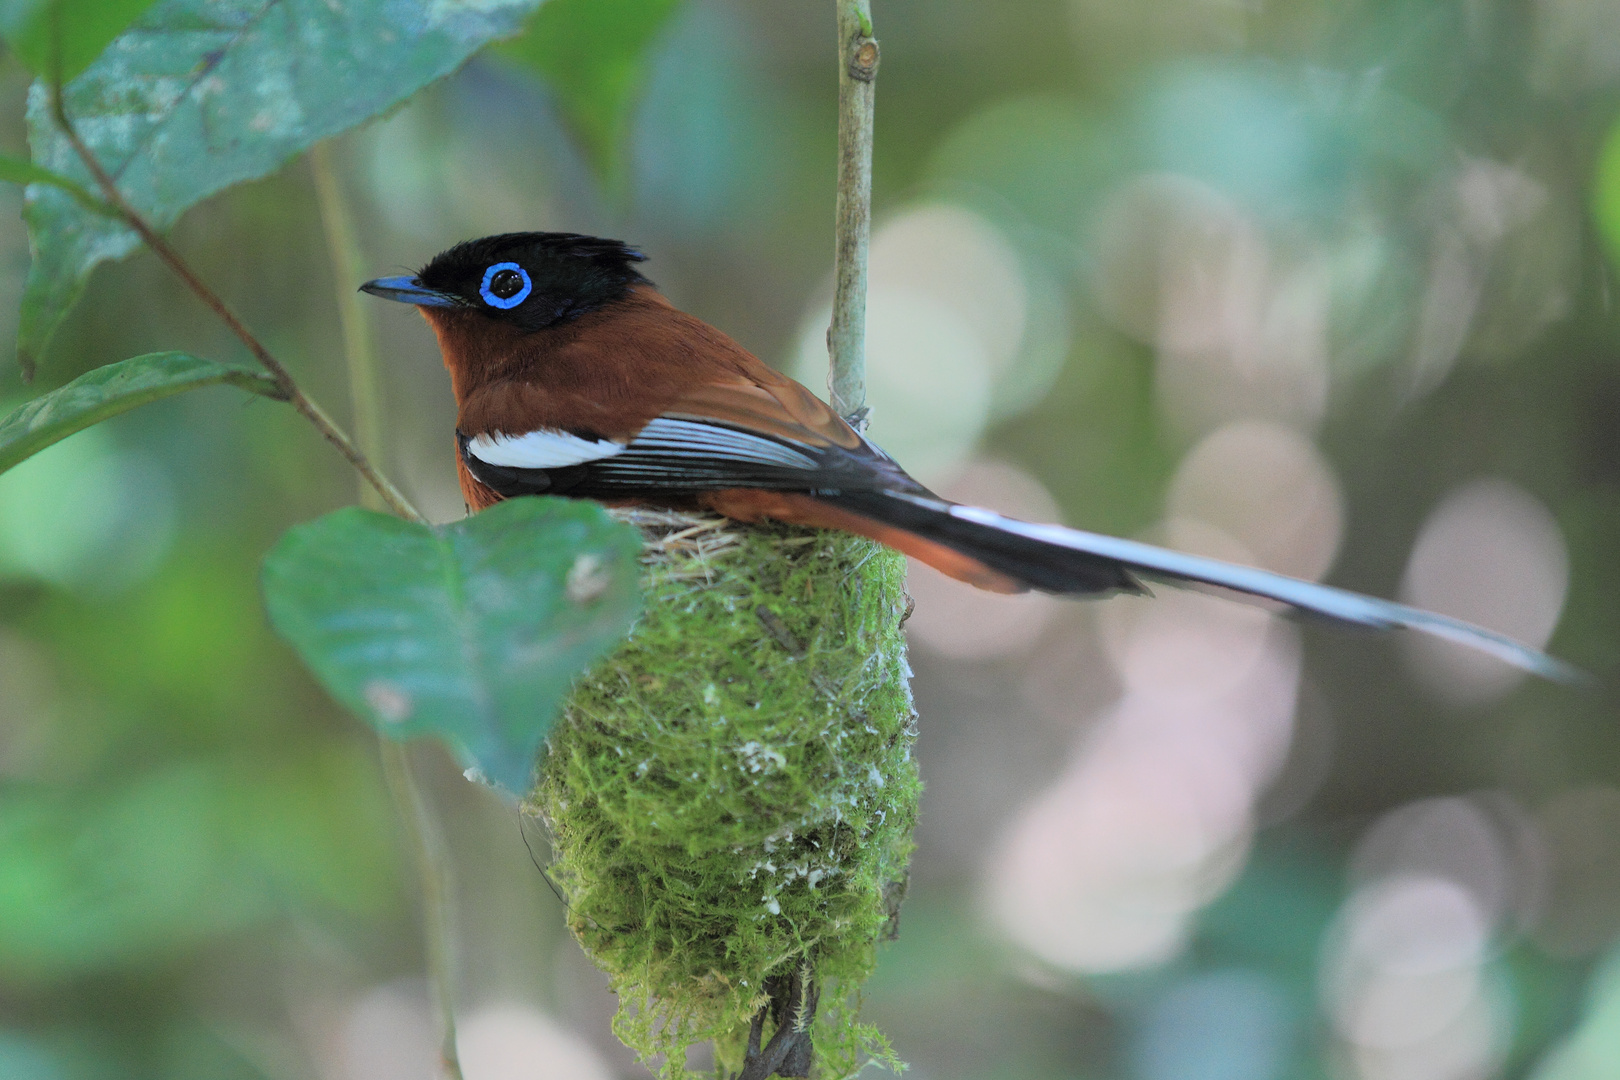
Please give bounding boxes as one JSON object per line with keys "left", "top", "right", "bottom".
{"left": 422, "top": 285, "right": 674, "bottom": 401}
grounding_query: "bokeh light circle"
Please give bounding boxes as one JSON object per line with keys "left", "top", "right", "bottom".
{"left": 1399, "top": 478, "right": 1569, "bottom": 705}
{"left": 793, "top": 203, "right": 1029, "bottom": 485}
{"left": 1166, "top": 420, "right": 1345, "bottom": 582}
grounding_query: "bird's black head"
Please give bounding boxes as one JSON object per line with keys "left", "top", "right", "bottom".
{"left": 360, "top": 232, "right": 651, "bottom": 331}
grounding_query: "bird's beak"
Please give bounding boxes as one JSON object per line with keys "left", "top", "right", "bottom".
{"left": 359, "top": 276, "right": 461, "bottom": 308}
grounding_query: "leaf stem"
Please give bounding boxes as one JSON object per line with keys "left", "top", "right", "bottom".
{"left": 311, "top": 139, "right": 465, "bottom": 1080}
{"left": 44, "top": 81, "right": 425, "bottom": 524}
{"left": 829, "top": 0, "right": 878, "bottom": 427}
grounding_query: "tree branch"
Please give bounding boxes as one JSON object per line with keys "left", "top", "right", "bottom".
{"left": 737, "top": 962, "right": 818, "bottom": 1080}
{"left": 378, "top": 740, "right": 466, "bottom": 1080}
{"left": 828, "top": 0, "right": 878, "bottom": 427}
{"left": 45, "top": 81, "right": 425, "bottom": 525}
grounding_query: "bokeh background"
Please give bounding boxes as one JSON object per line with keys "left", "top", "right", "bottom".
{"left": 2, "top": 1, "right": 1619, "bottom": 1078}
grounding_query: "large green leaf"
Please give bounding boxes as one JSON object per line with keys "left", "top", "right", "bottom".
{"left": 0, "top": 351, "right": 280, "bottom": 475}
{"left": 19, "top": 0, "right": 545, "bottom": 371}
{"left": 495, "top": 0, "right": 681, "bottom": 191}
{"left": 0, "top": 0, "right": 159, "bottom": 83}
{"left": 261, "top": 497, "right": 642, "bottom": 794}
{"left": 0, "top": 0, "right": 160, "bottom": 82}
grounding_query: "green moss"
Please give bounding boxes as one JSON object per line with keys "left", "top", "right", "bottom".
{"left": 531, "top": 509, "right": 919, "bottom": 1078}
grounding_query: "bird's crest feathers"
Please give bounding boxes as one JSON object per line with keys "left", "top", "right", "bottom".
{"left": 413, "top": 232, "right": 652, "bottom": 330}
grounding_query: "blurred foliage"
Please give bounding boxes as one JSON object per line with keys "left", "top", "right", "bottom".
{"left": 1594, "top": 116, "right": 1620, "bottom": 266}
{"left": 495, "top": 0, "right": 682, "bottom": 194}
{"left": 0, "top": 746, "right": 394, "bottom": 980}
{"left": 0, "top": 1, "right": 1615, "bottom": 1079}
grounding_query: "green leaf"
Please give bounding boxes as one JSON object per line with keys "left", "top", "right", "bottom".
{"left": 0, "top": 351, "right": 281, "bottom": 475}
{"left": 1595, "top": 116, "right": 1620, "bottom": 268}
{"left": 0, "top": 0, "right": 160, "bottom": 82}
{"left": 260, "top": 497, "right": 642, "bottom": 794}
{"left": 495, "top": 0, "right": 681, "bottom": 191}
{"left": 0, "top": 151, "right": 106, "bottom": 214}
{"left": 19, "top": 0, "right": 545, "bottom": 370}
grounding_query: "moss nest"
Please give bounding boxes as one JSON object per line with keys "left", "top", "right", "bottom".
{"left": 530, "top": 508, "right": 919, "bottom": 1078}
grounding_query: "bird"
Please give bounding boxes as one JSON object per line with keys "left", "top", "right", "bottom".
{"left": 361, "top": 230, "right": 1578, "bottom": 683}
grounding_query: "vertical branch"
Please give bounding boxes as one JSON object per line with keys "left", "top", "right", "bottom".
{"left": 311, "top": 140, "right": 465, "bottom": 1080}
{"left": 311, "top": 141, "right": 385, "bottom": 506}
{"left": 377, "top": 738, "right": 465, "bottom": 1080}
{"left": 828, "top": 0, "right": 879, "bottom": 426}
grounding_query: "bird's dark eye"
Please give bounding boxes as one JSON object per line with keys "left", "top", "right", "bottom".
{"left": 479, "top": 262, "right": 532, "bottom": 309}
{"left": 489, "top": 269, "right": 523, "bottom": 298}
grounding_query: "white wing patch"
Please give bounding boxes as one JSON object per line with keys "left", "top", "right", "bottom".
{"left": 466, "top": 429, "right": 625, "bottom": 469}
{"left": 466, "top": 417, "right": 820, "bottom": 476}
{"left": 625, "top": 417, "right": 819, "bottom": 470}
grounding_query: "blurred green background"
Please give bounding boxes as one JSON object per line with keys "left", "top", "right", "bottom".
{"left": 2, "top": 1, "right": 1619, "bottom": 1078}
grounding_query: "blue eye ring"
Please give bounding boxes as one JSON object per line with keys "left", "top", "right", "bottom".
{"left": 479, "top": 262, "right": 532, "bottom": 309}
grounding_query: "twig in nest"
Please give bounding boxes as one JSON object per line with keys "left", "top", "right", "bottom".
{"left": 737, "top": 961, "right": 818, "bottom": 1080}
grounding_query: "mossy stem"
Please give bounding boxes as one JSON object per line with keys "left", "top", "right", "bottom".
{"left": 829, "top": 0, "right": 878, "bottom": 427}
{"left": 311, "top": 139, "right": 465, "bottom": 1080}
{"left": 44, "top": 77, "right": 425, "bottom": 524}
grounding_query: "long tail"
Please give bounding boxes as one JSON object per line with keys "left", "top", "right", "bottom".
{"left": 811, "top": 488, "right": 1584, "bottom": 685}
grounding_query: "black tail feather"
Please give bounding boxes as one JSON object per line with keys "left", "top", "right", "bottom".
{"left": 821, "top": 488, "right": 1584, "bottom": 685}
{"left": 824, "top": 489, "right": 1146, "bottom": 597}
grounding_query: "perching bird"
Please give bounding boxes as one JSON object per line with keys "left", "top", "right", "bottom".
{"left": 362, "top": 231, "right": 1576, "bottom": 682}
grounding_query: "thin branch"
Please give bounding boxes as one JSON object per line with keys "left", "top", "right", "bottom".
{"left": 312, "top": 140, "right": 464, "bottom": 1080}
{"left": 44, "top": 82, "right": 425, "bottom": 524}
{"left": 737, "top": 964, "right": 816, "bottom": 1080}
{"left": 311, "top": 141, "right": 386, "bottom": 505}
{"left": 379, "top": 740, "right": 466, "bottom": 1080}
{"left": 828, "top": 0, "right": 878, "bottom": 427}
